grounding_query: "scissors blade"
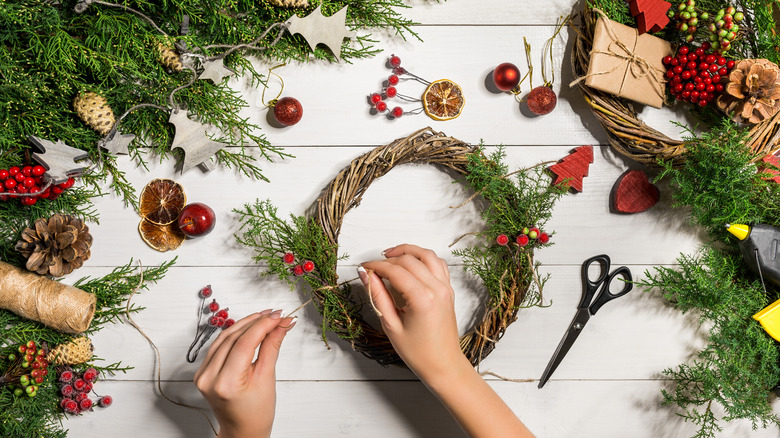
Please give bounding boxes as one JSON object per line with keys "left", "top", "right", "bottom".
{"left": 538, "top": 309, "right": 591, "bottom": 388}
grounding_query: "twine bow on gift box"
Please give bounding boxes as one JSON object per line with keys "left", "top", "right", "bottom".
{"left": 570, "top": 8, "right": 671, "bottom": 108}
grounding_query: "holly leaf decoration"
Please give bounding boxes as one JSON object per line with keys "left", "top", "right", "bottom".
{"left": 285, "top": 5, "right": 354, "bottom": 61}
{"left": 169, "top": 111, "right": 230, "bottom": 172}
{"left": 28, "top": 136, "right": 90, "bottom": 184}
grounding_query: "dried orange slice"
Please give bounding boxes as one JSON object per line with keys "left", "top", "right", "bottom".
{"left": 138, "top": 178, "right": 186, "bottom": 225}
{"left": 422, "top": 79, "right": 465, "bottom": 121}
{"left": 138, "top": 219, "right": 185, "bottom": 252}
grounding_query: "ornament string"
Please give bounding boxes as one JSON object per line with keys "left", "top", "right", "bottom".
{"left": 541, "top": 15, "right": 571, "bottom": 87}
{"left": 124, "top": 263, "right": 218, "bottom": 435}
{"left": 261, "top": 64, "right": 288, "bottom": 107}
{"left": 511, "top": 38, "right": 534, "bottom": 103}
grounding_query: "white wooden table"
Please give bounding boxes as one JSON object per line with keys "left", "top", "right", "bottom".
{"left": 64, "top": 1, "right": 780, "bottom": 436}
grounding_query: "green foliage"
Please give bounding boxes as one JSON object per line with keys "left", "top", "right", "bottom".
{"left": 454, "top": 147, "right": 566, "bottom": 308}
{"left": 638, "top": 248, "right": 780, "bottom": 438}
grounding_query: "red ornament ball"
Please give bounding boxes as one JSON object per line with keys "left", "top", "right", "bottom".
{"left": 303, "top": 260, "right": 315, "bottom": 272}
{"left": 526, "top": 86, "right": 557, "bottom": 115}
{"left": 492, "top": 62, "right": 521, "bottom": 92}
{"left": 283, "top": 252, "right": 295, "bottom": 264}
{"left": 516, "top": 234, "right": 530, "bottom": 247}
{"left": 273, "top": 97, "right": 303, "bottom": 126}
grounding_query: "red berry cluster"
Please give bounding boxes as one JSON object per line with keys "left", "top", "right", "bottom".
{"left": 0, "top": 165, "right": 74, "bottom": 205}
{"left": 58, "top": 367, "right": 111, "bottom": 414}
{"left": 496, "top": 227, "right": 550, "bottom": 249}
{"left": 187, "top": 286, "right": 237, "bottom": 362}
{"left": 4, "top": 340, "right": 49, "bottom": 398}
{"left": 367, "top": 54, "right": 407, "bottom": 119}
{"left": 663, "top": 44, "right": 735, "bottom": 107}
{"left": 282, "top": 252, "right": 315, "bottom": 277}
{"left": 206, "top": 297, "right": 235, "bottom": 329}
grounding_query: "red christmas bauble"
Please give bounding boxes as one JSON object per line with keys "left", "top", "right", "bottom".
{"left": 492, "top": 63, "right": 521, "bottom": 91}
{"left": 273, "top": 97, "right": 303, "bottom": 126}
{"left": 526, "top": 86, "right": 557, "bottom": 115}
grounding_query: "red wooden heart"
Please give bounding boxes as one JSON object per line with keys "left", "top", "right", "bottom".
{"left": 612, "top": 170, "right": 660, "bottom": 213}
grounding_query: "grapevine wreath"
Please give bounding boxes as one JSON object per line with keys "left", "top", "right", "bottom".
{"left": 236, "top": 128, "right": 566, "bottom": 366}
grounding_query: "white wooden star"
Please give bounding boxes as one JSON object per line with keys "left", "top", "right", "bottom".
{"left": 169, "top": 110, "right": 229, "bottom": 172}
{"left": 101, "top": 131, "right": 136, "bottom": 155}
{"left": 285, "top": 5, "right": 354, "bottom": 61}
{"left": 29, "top": 136, "right": 90, "bottom": 184}
{"left": 198, "top": 59, "right": 234, "bottom": 83}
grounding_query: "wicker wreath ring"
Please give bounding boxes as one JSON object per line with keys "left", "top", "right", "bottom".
{"left": 571, "top": 7, "right": 780, "bottom": 166}
{"left": 309, "top": 127, "right": 533, "bottom": 367}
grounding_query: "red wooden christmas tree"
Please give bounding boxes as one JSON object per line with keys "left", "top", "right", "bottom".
{"left": 761, "top": 153, "right": 780, "bottom": 184}
{"left": 549, "top": 145, "right": 593, "bottom": 192}
{"left": 629, "top": 0, "right": 671, "bottom": 34}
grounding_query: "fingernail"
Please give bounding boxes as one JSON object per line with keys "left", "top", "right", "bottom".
{"left": 285, "top": 321, "right": 297, "bottom": 331}
{"left": 381, "top": 247, "right": 395, "bottom": 257}
{"left": 258, "top": 309, "right": 273, "bottom": 316}
{"left": 269, "top": 310, "right": 283, "bottom": 319}
{"left": 357, "top": 265, "right": 369, "bottom": 286}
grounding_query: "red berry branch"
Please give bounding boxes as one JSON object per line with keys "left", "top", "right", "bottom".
{"left": 186, "top": 285, "right": 236, "bottom": 362}
{"left": 0, "top": 164, "right": 76, "bottom": 206}
{"left": 57, "top": 366, "right": 111, "bottom": 415}
{"left": 663, "top": 43, "right": 735, "bottom": 107}
{"left": 0, "top": 341, "right": 49, "bottom": 399}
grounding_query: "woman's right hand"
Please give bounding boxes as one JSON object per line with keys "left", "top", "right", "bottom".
{"left": 358, "top": 244, "right": 469, "bottom": 382}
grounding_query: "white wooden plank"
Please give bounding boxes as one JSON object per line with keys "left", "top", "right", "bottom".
{"left": 62, "top": 380, "right": 780, "bottom": 437}
{"left": 402, "top": 0, "right": 580, "bottom": 25}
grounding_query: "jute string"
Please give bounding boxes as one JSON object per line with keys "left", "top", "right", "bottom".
{"left": 0, "top": 261, "right": 95, "bottom": 333}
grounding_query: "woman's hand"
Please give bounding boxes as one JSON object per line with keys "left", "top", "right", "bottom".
{"left": 359, "top": 244, "right": 468, "bottom": 382}
{"left": 194, "top": 310, "right": 296, "bottom": 438}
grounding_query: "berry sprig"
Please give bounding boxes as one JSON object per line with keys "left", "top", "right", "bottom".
{"left": 668, "top": 0, "right": 744, "bottom": 49}
{"left": 496, "top": 226, "right": 550, "bottom": 250}
{"left": 367, "top": 54, "right": 429, "bottom": 119}
{"left": 282, "top": 252, "right": 316, "bottom": 278}
{"left": 58, "top": 367, "right": 111, "bottom": 415}
{"left": 0, "top": 164, "right": 75, "bottom": 206}
{"left": 1, "top": 340, "right": 50, "bottom": 398}
{"left": 187, "top": 285, "right": 236, "bottom": 362}
{"left": 663, "top": 43, "right": 735, "bottom": 107}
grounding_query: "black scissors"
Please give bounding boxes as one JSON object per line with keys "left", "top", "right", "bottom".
{"left": 538, "top": 254, "right": 633, "bottom": 388}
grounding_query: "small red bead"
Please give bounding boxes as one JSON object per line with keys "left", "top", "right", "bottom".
{"left": 690, "top": 91, "right": 700, "bottom": 99}
{"left": 687, "top": 53, "right": 697, "bottom": 62}
{"left": 685, "top": 83, "right": 695, "bottom": 91}
{"left": 673, "top": 66, "right": 683, "bottom": 74}
{"left": 715, "top": 83, "right": 725, "bottom": 92}
{"left": 376, "top": 101, "right": 387, "bottom": 112}
{"left": 702, "top": 42, "right": 711, "bottom": 50}
{"left": 303, "top": 260, "right": 315, "bottom": 272}
{"left": 391, "top": 107, "right": 403, "bottom": 118}
{"left": 4, "top": 179, "right": 17, "bottom": 189}
{"left": 21, "top": 196, "right": 36, "bottom": 206}
{"left": 370, "top": 93, "right": 382, "bottom": 104}
{"left": 726, "top": 60, "right": 736, "bottom": 69}
{"left": 673, "top": 84, "right": 684, "bottom": 93}
{"left": 698, "top": 99, "right": 708, "bottom": 107}
{"left": 695, "top": 83, "right": 705, "bottom": 91}
{"left": 21, "top": 166, "right": 32, "bottom": 177}
{"left": 670, "top": 58, "right": 679, "bottom": 66}
{"left": 694, "top": 47, "right": 705, "bottom": 56}
{"left": 388, "top": 75, "right": 399, "bottom": 85}
{"left": 706, "top": 84, "right": 715, "bottom": 93}
{"left": 516, "top": 235, "right": 529, "bottom": 247}
{"left": 283, "top": 252, "right": 295, "bottom": 264}
{"left": 662, "top": 56, "right": 673, "bottom": 65}
{"left": 705, "top": 55, "right": 716, "bottom": 64}
{"left": 385, "top": 86, "right": 397, "bottom": 98}
{"left": 718, "top": 67, "right": 728, "bottom": 76}
{"left": 31, "top": 165, "right": 45, "bottom": 176}
{"left": 665, "top": 70, "right": 675, "bottom": 79}
{"left": 15, "top": 173, "right": 25, "bottom": 182}
{"left": 678, "top": 46, "right": 689, "bottom": 55}
{"left": 0, "top": 170, "right": 8, "bottom": 180}
{"left": 496, "top": 234, "right": 509, "bottom": 246}
{"left": 23, "top": 177, "right": 35, "bottom": 188}
{"left": 292, "top": 265, "right": 304, "bottom": 276}
{"left": 8, "top": 166, "right": 19, "bottom": 176}
{"left": 686, "top": 61, "right": 697, "bottom": 70}
{"left": 389, "top": 55, "right": 401, "bottom": 68}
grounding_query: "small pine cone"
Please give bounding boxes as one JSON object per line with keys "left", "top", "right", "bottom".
{"left": 15, "top": 213, "right": 93, "bottom": 277}
{"left": 267, "top": 0, "right": 310, "bottom": 7}
{"left": 47, "top": 337, "right": 93, "bottom": 365}
{"left": 716, "top": 58, "right": 780, "bottom": 124}
{"left": 156, "top": 42, "right": 183, "bottom": 73}
{"left": 73, "top": 92, "right": 115, "bottom": 136}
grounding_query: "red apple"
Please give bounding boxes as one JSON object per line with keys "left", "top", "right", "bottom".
{"left": 177, "top": 202, "right": 216, "bottom": 237}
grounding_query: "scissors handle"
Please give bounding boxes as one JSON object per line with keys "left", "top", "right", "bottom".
{"left": 589, "top": 265, "right": 633, "bottom": 315}
{"left": 578, "top": 254, "right": 611, "bottom": 309}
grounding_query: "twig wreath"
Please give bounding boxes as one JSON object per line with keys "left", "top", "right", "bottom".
{"left": 236, "top": 128, "right": 566, "bottom": 367}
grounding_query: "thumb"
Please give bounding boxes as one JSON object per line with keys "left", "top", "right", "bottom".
{"left": 253, "top": 317, "right": 293, "bottom": 379}
{"left": 358, "top": 265, "right": 401, "bottom": 329}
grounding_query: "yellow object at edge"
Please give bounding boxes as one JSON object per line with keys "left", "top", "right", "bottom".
{"left": 726, "top": 223, "right": 751, "bottom": 241}
{"left": 754, "top": 298, "right": 780, "bottom": 342}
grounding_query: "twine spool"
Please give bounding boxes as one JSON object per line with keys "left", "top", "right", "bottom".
{"left": 0, "top": 261, "right": 96, "bottom": 333}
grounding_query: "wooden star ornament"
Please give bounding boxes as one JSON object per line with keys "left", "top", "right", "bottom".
{"left": 285, "top": 5, "right": 354, "bottom": 61}
{"left": 198, "top": 59, "right": 235, "bottom": 83}
{"left": 28, "top": 136, "right": 90, "bottom": 184}
{"left": 169, "top": 110, "right": 229, "bottom": 172}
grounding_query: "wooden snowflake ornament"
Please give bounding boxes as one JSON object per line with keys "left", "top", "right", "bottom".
{"left": 285, "top": 5, "right": 354, "bottom": 60}
{"left": 629, "top": 0, "right": 672, "bottom": 34}
{"left": 28, "top": 136, "right": 90, "bottom": 184}
{"left": 169, "top": 111, "right": 230, "bottom": 172}
{"left": 549, "top": 145, "right": 594, "bottom": 192}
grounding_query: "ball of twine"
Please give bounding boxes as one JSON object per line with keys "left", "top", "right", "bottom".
{"left": 571, "top": 7, "right": 780, "bottom": 166}
{"left": 312, "top": 127, "right": 532, "bottom": 367}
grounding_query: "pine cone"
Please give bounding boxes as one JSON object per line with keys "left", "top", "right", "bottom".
{"left": 73, "top": 91, "right": 115, "bottom": 136}
{"left": 47, "top": 337, "right": 93, "bottom": 365}
{"left": 267, "top": 0, "right": 309, "bottom": 7}
{"left": 15, "top": 214, "right": 93, "bottom": 277}
{"left": 716, "top": 59, "right": 780, "bottom": 124}
{"left": 156, "top": 42, "right": 183, "bottom": 72}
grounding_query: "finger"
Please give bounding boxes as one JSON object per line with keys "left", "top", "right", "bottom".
{"left": 219, "top": 313, "right": 287, "bottom": 376}
{"left": 253, "top": 317, "right": 295, "bottom": 379}
{"left": 361, "top": 259, "right": 431, "bottom": 313}
{"left": 199, "top": 310, "right": 270, "bottom": 370}
{"left": 357, "top": 265, "right": 402, "bottom": 329}
{"left": 387, "top": 254, "right": 442, "bottom": 290}
{"left": 384, "top": 244, "right": 448, "bottom": 281}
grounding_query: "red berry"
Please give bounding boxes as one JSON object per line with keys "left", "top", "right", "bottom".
{"left": 224, "top": 319, "right": 235, "bottom": 329}
{"left": 98, "top": 396, "right": 113, "bottom": 407}
{"left": 21, "top": 166, "right": 32, "bottom": 177}
{"left": 702, "top": 42, "right": 712, "bottom": 50}
{"left": 14, "top": 173, "right": 25, "bottom": 182}
{"left": 393, "top": 66, "right": 405, "bottom": 75}
{"left": 681, "top": 91, "right": 691, "bottom": 99}
{"left": 391, "top": 107, "right": 403, "bottom": 118}
{"left": 74, "top": 392, "right": 89, "bottom": 402}
{"left": 678, "top": 46, "right": 689, "bottom": 55}
{"left": 31, "top": 369, "right": 41, "bottom": 378}
{"left": 208, "top": 300, "right": 219, "bottom": 313}
{"left": 60, "top": 178, "right": 75, "bottom": 189}
{"left": 302, "top": 260, "right": 315, "bottom": 272}
{"left": 292, "top": 265, "right": 304, "bottom": 276}
{"left": 20, "top": 197, "right": 37, "bottom": 206}
{"left": 681, "top": 71, "right": 692, "bottom": 80}
{"left": 706, "top": 84, "right": 715, "bottom": 93}
{"left": 726, "top": 60, "right": 736, "bottom": 69}
{"left": 8, "top": 166, "right": 20, "bottom": 176}
{"left": 673, "top": 65, "right": 683, "bottom": 74}
{"left": 63, "top": 399, "right": 79, "bottom": 414}
{"left": 687, "top": 53, "right": 697, "bottom": 62}
{"left": 662, "top": 56, "right": 672, "bottom": 65}
{"left": 712, "top": 75, "right": 721, "bottom": 83}
{"left": 370, "top": 93, "right": 382, "bottom": 104}
{"left": 23, "top": 177, "right": 35, "bottom": 188}
{"left": 673, "top": 84, "right": 684, "bottom": 93}
{"left": 538, "top": 233, "right": 550, "bottom": 244}
{"left": 389, "top": 55, "right": 401, "bottom": 68}
{"left": 52, "top": 186, "right": 63, "bottom": 195}
{"left": 83, "top": 368, "right": 98, "bottom": 382}
{"left": 283, "top": 252, "right": 295, "bottom": 264}
{"left": 4, "top": 179, "right": 16, "bottom": 189}
{"left": 73, "top": 379, "right": 86, "bottom": 391}
{"left": 59, "top": 370, "right": 74, "bottom": 382}
{"left": 691, "top": 91, "right": 700, "bottom": 99}
{"left": 670, "top": 58, "right": 679, "bottom": 67}
{"left": 208, "top": 316, "right": 220, "bottom": 326}
{"left": 385, "top": 86, "right": 397, "bottom": 98}
{"left": 700, "top": 91, "right": 709, "bottom": 100}
{"left": 665, "top": 70, "right": 675, "bottom": 79}
{"left": 388, "top": 75, "right": 399, "bottom": 85}
{"left": 715, "top": 83, "right": 725, "bottom": 92}
{"left": 376, "top": 101, "right": 387, "bottom": 112}
{"left": 516, "top": 235, "right": 530, "bottom": 247}
{"left": 686, "top": 61, "right": 697, "bottom": 70}
{"left": 61, "top": 384, "right": 74, "bottom": 397}
{"left": 31, "top": 165, "right": 45, "bottom": 176}
{"left": 496, "top": 234, "right": 509, "bottom": 246}
{"left": 199, "top": 285, "right": 213, "bottom": 298}
{"left": 0, "top": 169, "right": 7, "bottom": 180}
{"left": 34, "top": 376, "right": 44, "bottom": 384}
{"left": 705, "top": 55, "right": 716, "bottom": 64}
{"left": 694, "top": 47, "right": 705, "bottom": 56}
{"left": 695, "top": 83, "right": 705, "bottom": 91}
{"left": 216, "top": 308, "right": 229, "bottom": 319}
{"left": 79, "top": 398, "right": 93, "bottom": 411}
